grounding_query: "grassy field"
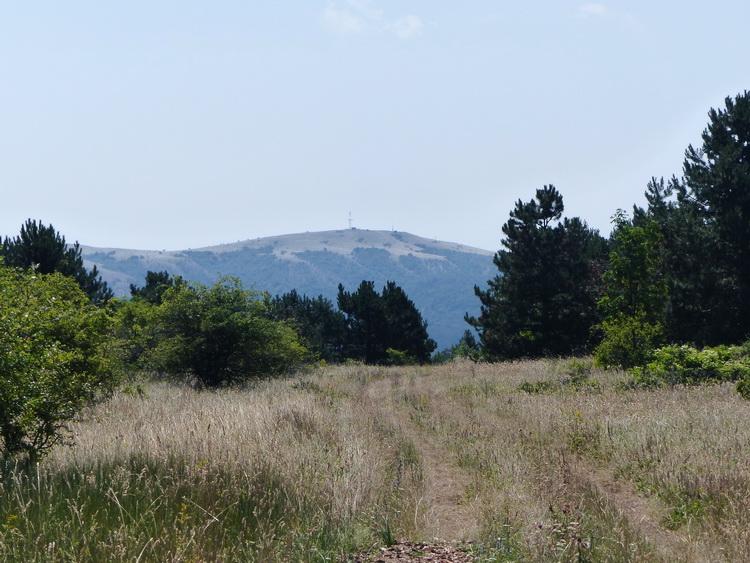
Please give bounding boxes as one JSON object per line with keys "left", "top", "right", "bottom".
{"left": 1, "top": 359, "right": 749, "bottom": 561}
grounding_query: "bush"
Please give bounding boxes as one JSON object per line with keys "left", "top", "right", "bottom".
{"left": 145, "top": 277, "right": 312, "bottom": 387}
{"left": 594, "top": 314, "right": 664, "bottom": 370}
{"left": 630, "top": 343, "right": 750, "bottom": 388}
{"left": 0, "top": 268, "right": 116, "bottom": 460}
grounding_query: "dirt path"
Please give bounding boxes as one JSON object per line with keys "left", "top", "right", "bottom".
{"left": 374, "top": 379, "right": 480, "bottom": 542}
{"left": 401, "top": 414, "right": 480, "bottom": 542}
{"left": 354, "top": 379, "right": 482, "bottom": 562}
{"left": 563, "top": 456, "right": 724, "bottom": 562}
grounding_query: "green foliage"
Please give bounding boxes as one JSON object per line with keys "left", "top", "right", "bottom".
{"left": 468, "top": 185, "right": 607, "bottom": 360}
{"left": 635, "top": 178, "right": 728, "bottom": 346}
{"left": 680, "top": 91, "right": 750, "bottom": 342}
{"left": 594, "top": 212, "right": 667, "bottom": 369}
{"left": 0, "top": 268, "right": 116, "bottom": 460}
{"left": 598, "top": 212, "right": 667, "bottom": 320}
{"left": 145, "top": 277, "right": 311, "bottom": 387}
{"left": 2, "top": 219, "right": 113, "bottom": 305}
{"left": 380, "top": 281, "right": 437, "bottom": 363}
{"left": 111, "top": 297, "right": 158, "bottom": 371}
{"left": 385, "top": 348, "right": 410, "bottom": 366}
{"left": 736, "top": 375, "right": 750, "bottom": 400}
{"left": 594, "top": 314, "right": 664, "bottom": 370}
{"left": 433, "top": 330, "right": 481, "bottom": 363}
{"left": 633, "top": 92, "right": 750, "bottom": 346}
{"left": 337, "top": 281, "right": 436, "bottom": 365}
{"left": 268, "top": 289, "right": 347, "bottom": 362}
{"left": 629, "top": 343, "right": 750, "bottom": 388}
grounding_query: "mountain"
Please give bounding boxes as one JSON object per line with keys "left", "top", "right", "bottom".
{"left": 80, "top": 229, "right": 496, "bottom": 350}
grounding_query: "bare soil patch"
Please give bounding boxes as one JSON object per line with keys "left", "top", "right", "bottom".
{"left": 353, "top": 541, "right": 476, "bottom": 562}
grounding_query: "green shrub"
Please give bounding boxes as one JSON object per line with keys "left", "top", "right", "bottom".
{"left": 594, "top": 314, "right": 664, "bottom": 369}
{"left": 145, "top": 277, "right": 312, "bottom": 387}
{"left": 630, "top": 343, "right": 750, "bottom": 388}
{"left": 0, "top": 268, "right": 116, "bottom": 460}
{"left": 736, "top": 376, "right": 750, "bottom": 399}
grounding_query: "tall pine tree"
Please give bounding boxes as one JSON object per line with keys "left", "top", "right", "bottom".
{"left": 2, "top": 220, "right": 112, "bottom": 305}
{"left": 467, "top": 185, "right": 607, "bottom": 360}
{"left": 680, "top": 91, "right": 750, "bottom": 342}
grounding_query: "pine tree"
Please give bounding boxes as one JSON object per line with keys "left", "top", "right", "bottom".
{"left": 268, "top": 290, "right": 347, "bottom": 362}
{"left": 680, "top": 91, "right": 750, "bottom": 341}
{"left": 381, "top": 281, "right": 436, "bottom": 363}
{"left": 2, "top": 219, "right": 113, "bottom": 305}
{"left": 337, "top": 281, "right": 390, "bottom": 364}
{"left": 635, "top": 178, "right": 729, "bottom": 345}
{"left": 467, "top": 185, "right": 607, "bottom": 360}
{"left": 337, "top": 281, "right": 435, "bottom": 364}
{"left": 130, "top": 270, "right": 181, "bottom": 305}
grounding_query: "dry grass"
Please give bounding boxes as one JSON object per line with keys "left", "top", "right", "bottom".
{"left": 2, "top": 359, "right": 750, "bottom": 561}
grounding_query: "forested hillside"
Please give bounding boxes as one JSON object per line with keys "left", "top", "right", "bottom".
{"left": 80, "top": 229, "right": 494, "bottom": 349}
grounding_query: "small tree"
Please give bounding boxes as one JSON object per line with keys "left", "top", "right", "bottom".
{"left": 2, "top": 219, "right": 113, "bottom": 305}
{"left": 594, "top": 211, "right": 667, "bottom": 369}
{"left": 146, "top": 277, "right": 310, "bottom": 387}
{"left": 0, "top": 267, "right": 116, "bottom": 461}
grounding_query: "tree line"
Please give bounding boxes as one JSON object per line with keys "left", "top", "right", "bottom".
{"left": 469, "top": 91, "right": 750, "bottom": 371}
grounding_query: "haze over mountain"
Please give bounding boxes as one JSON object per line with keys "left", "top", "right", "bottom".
{"left": 81, "top": 229, "right": 495, "bottom": 349}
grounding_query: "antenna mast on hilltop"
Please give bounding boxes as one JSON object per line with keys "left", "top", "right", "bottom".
{"left": 348, "top": 212, "right": 353, "bottom": 229}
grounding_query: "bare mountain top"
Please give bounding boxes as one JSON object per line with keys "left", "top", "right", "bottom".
{"left": 80, "top": 229, "right": 493, "bottom": 260}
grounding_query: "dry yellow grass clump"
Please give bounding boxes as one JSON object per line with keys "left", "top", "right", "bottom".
{"left": 2, "top": 359, "right": 750, "bottom": 561}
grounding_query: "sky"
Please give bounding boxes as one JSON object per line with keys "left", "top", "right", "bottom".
{"left": 2, "top": 1, "right": 749, "bottom": 252}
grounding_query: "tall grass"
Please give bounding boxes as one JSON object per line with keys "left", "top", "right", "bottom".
{"left": 3, "top": 360, "right": 750, "bottom": 561}
{"left": 0, "top": 379, "right": 420, "bottom": 561}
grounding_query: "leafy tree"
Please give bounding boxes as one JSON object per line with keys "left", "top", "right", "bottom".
{"left": 0, "top": 267, "right": 116, "bottom": 461}
{"left": 594, "top": 211, "right": 667, "bottom": 369}
{"left": 2, "top": 219, "right": 112, "bottom": 305}
{"left": 145, "top": 277, "right": 310, "bottom": 387}
{"left": 337, "top": 281, "right": 436, "bottom": 364}
{"left": 130, "top": 270, "right": 181, "bottom": 305}
{"left": 112, "top": 297, "right": 159, "bottom": 370}
{"left": 267, "top": 290, "right": 347, "bottom": 363}
{"left": 467, "top": 185, "right": 607, "bottom": 360}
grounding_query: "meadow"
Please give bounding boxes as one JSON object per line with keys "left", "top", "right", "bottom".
{"left": 1, "top": 359, "right": 749, "bottom": 561}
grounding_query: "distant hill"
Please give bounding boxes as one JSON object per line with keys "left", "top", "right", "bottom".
{"left": 80, "top": 229, "right": 496, "bottom": 350}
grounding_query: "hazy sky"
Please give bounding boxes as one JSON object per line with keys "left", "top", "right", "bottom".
{"left": 2, "top": 1, "right": 749, "bottom": 251}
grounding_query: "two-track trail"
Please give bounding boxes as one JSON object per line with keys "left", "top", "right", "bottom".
{"left": 354, "top": 375, "right": 481, "bottom": 562}
{"left": 350, "top": 368, "right": 727, "bottom": 562}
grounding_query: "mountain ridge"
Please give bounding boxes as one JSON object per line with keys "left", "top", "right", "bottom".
{"left": 81, "top": 229, "right": 496, "bottom": 350}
